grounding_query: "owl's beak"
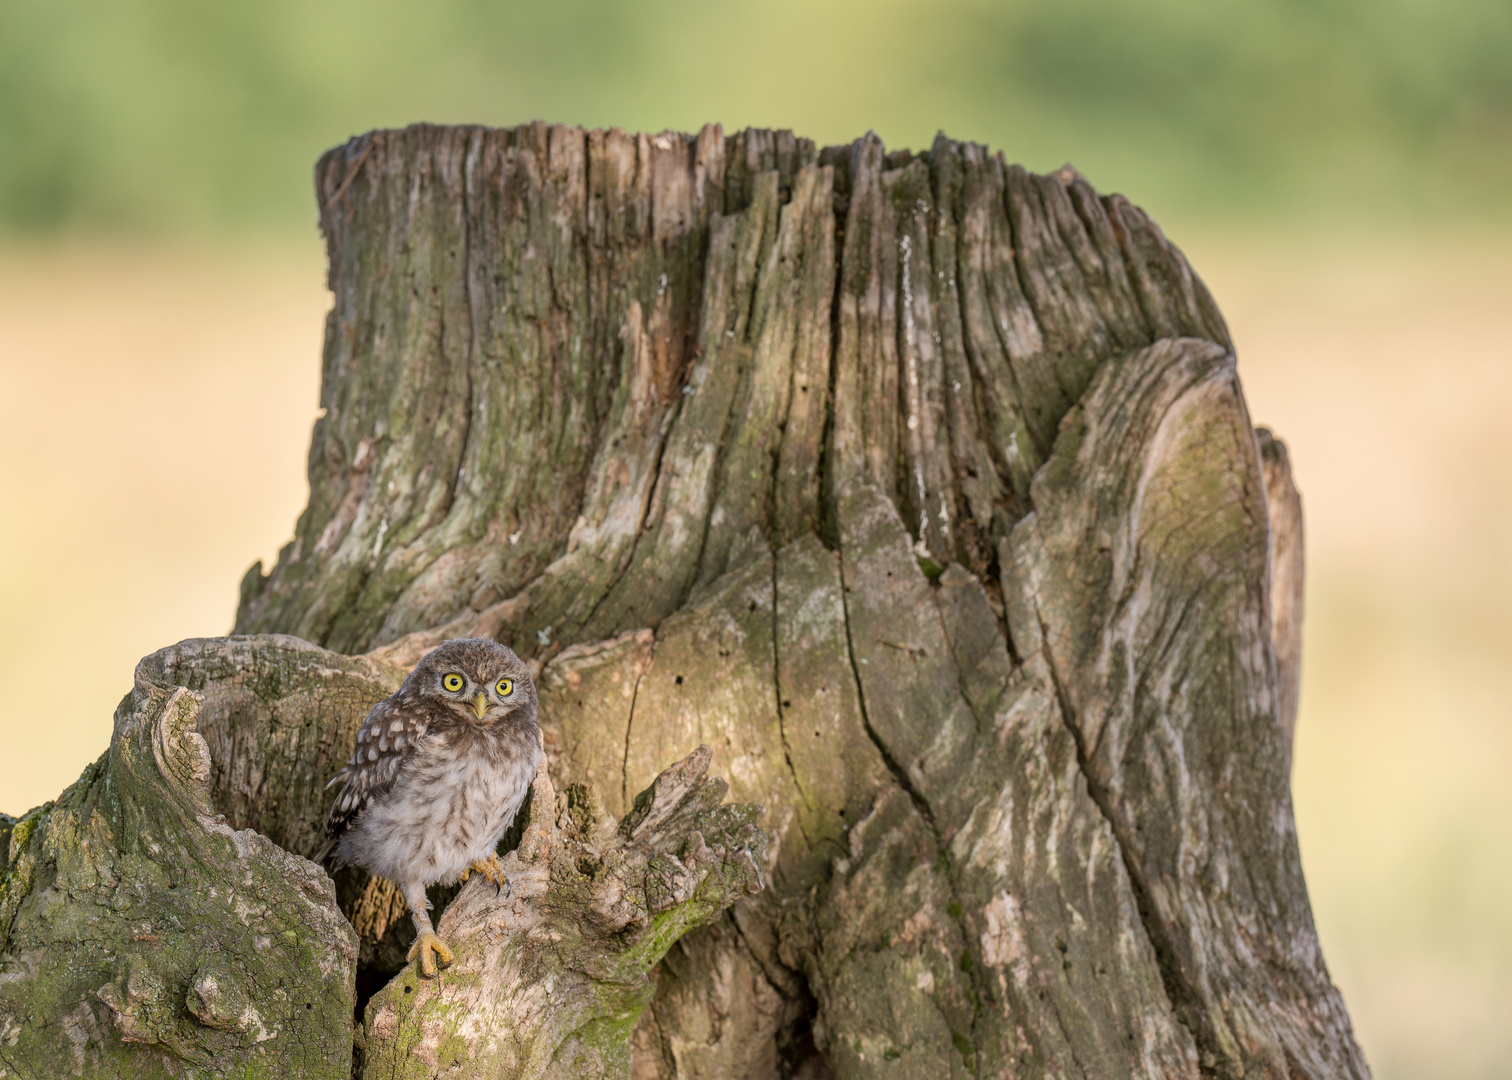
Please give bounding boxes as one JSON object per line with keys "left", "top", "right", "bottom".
{"left": 472, "top": 693, "right": 488, "bottom": 720}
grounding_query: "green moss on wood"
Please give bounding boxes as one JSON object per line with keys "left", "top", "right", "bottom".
{"left": 0, "top": 666, "right": 356, "bottom": 1079}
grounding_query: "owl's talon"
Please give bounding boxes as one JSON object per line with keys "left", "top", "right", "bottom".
{"left": 407, "top": 930, "right": 454, "bottom": 978}
{"left": 463, "top": 854, "right": 509, "bottom": 895}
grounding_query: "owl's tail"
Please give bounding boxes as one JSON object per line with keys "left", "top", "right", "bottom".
{"left": 314, "top": 835, "right": 342, "bottom": 869}
{"left": 312, "top": 765, "right": 350, "bottom": 865}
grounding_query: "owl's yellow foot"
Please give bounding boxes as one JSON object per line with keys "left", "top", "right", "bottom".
{"left": 407, "top": 930, "right": 454, "bottom": 978}
{"left": 458, "top": 853, "right": 508, "bottom": 894}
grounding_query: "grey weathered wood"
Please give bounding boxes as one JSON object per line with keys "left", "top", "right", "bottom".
{"left": 1005, "top": 339, "right": 1363, "bottom": 1077}
{"left": 359, "top": 745, "right": 765, "bottom": 1080}
{"left": 1, "top": 121, "right": 1368, "bottom": 1080}
{"left": 0, "top": 651, "right": 360, "bottom": 1078}
{"left": 1258, "top": 427, "right": 1306, "bottom": 751}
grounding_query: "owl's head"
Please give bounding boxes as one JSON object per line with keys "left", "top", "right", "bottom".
{"left": 408, "top": 638, "right": 537, "bottom": 726}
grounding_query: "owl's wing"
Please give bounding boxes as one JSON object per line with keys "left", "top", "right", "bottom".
{"left": 317, "top": 696, "right": 431, "bottom": 867}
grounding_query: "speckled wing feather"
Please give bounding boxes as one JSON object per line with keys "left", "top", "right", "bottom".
{"left": 316, "top": 695, "right": 430, "bottom": 866}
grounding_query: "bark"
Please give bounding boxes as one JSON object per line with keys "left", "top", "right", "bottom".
{"left": 0, "top": 649, "right": 359, "bottom": 1078}
{"left": 0, "top": 639, "right": 765, "bottom": 1079}
{"left": 1, "top": 122, "right": 1367, "bottom": 1080}
{"left": 1257, "top": 428, "right": 1305, "bottom": 751}
{"left": 358, "top": 744, "right": 765, "bottom": 1080}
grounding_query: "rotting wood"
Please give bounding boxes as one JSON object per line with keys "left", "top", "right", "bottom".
{"left": 0, "top": 639, "right": 763, "bottom": 1080}
{"left": 2, "top": 122, "right": 1368, "bottom": 1080}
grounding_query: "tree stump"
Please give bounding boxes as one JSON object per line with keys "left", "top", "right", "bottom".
{"left": 0, "top": 123, "right": 1368, "bottom": 1080}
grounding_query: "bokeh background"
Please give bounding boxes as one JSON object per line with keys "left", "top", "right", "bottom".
{"left": 2, "top": 2, "right": 1509, "bottom": 1076}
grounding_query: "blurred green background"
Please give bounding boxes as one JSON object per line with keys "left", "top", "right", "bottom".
{"left": 3, "top": 0, "right": 1511, "bottom": 232}
{"left": 2, "top": 3, "right": 1510, "bottom": 1079}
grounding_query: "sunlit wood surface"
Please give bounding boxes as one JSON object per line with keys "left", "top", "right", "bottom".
{"left": 1, "top": 231, "right": 1508, "bottom": 1079}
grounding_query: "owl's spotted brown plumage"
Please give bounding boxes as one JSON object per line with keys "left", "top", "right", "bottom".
{"left": 318, "top": 638, "right": 542, "bottom": 977}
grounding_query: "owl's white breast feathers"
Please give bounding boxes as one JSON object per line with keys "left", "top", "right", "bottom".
{"left": 336, "top": 725, "right": 541, "bottom": 888}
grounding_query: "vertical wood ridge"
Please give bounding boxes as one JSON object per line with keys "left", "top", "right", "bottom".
{"left": 238, "top": 123, "right": 1237, "bottom": 667}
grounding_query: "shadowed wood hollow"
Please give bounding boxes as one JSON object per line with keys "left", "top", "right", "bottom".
{"left": 0, "top": 122, "right": 1368, "bottom": 1080}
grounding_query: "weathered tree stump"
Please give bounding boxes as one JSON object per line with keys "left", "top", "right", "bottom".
{"left": 0, "top": 122, "right": 1367, "bottom": 1080}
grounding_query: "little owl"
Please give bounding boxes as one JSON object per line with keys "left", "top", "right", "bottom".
{"left": 317, "top": 638, "right": 542, "bottom": 977}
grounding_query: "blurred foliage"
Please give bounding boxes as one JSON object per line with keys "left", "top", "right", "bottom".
{"left": 1, "top": 0, "right": 1509, "bottom": 232}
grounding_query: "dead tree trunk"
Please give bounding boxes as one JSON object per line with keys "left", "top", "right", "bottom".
{"left": 0, "top": 123, "right": 1367, "bottom": 1080}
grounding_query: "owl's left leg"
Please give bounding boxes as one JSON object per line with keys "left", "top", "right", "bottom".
{"left": 400, "top": 879, "right": 454, "bottom": 978}
{"left": 458, "top": 853, "right": 509, "bottom": 895}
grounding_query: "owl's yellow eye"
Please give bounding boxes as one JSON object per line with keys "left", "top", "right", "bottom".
{"left": 442, "top": 673, "right": 464, "bottom": 693}
{"left": 496, "top": 678, "right": 514, "bottom": 697}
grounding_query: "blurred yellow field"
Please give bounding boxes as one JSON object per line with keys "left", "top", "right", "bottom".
{"left": 0, "top": 230, "right": 1508, "bottom": 1078}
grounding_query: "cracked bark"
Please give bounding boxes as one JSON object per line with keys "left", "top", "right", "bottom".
{"left": 2, "top": 122, "right": 1367, "bottom": 1080}
{"left": 0, "top": 638, "right": 763, "bottom": 1080}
